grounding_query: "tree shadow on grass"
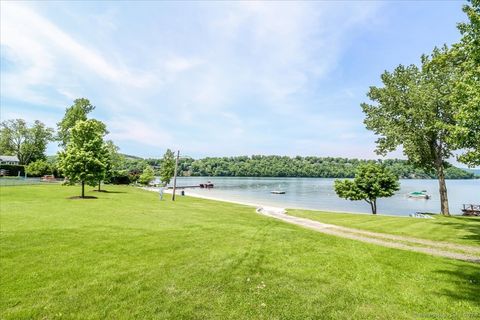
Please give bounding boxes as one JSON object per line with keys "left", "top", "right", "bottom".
{"left": 92, "top": 190, "right": 127, "bottom": 194}
{"left": 68, "top": 196, "right": 98, "bottom": 199}
{"left": 435, "top": 216, "right": 480, "bottom": 245}
{"left": 434, "top": 261, "right": 480, "bottom": 308}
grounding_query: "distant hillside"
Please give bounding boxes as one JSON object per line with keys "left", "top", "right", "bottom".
{"left": 139, "top": 156, "right": 476, "bottom": 179}
{"left": 463, "top": 168, "right": 480, "bottom": 176}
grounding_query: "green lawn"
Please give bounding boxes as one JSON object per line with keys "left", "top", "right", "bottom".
{"left": 1, "top": 185, "right": 479, "bottom": 319}
{"left": 288, "top": 209, "right": 480, "bottom": 246}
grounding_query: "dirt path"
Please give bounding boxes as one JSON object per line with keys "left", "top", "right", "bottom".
{"left": 256, "top": 206, "right": 480, "bottom": 263}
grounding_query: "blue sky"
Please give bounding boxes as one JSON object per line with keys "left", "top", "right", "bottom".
{"left": 0, "top": 1, "right": 468, "bottom": 162}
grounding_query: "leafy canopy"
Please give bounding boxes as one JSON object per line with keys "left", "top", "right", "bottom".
{"left": 334, "top": 163, "right": 399, "bottom": 214}
{"left": 449, "top": 0, "right": 480, "bottom": 166}
{"left": 0, "top": 119, "right": 54, "bottom": 165}
{"left": 361, "top": 47, "right": 456, "bottom": 172}
{"left": 57, "top": 98, "right": 95, "bottom": 148}
{"left": 58, "top": 119, "right": 108, "bottom": 191}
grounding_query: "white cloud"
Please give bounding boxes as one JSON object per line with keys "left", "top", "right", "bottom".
{"left": 0, "top": 1, "right": 382, "bottom": 157}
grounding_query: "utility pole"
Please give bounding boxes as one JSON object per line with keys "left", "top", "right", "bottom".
{"left": 171, "top": 150, "right": 180, "bottom": 201}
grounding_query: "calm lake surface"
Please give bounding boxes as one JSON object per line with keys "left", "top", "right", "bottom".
{"left": 170, "top": 177, "right": 479, "bottom": 216}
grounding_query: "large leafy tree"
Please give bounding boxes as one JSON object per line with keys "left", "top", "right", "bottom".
{"left": 449, "top": 0, "right": 480, "bottom": 166}
{"left": 159, "top": 149, "right": 175, "bottom": 185}
{"left": 361, "top": 47, "right": 457, "bottom": 216}
{"left": 0, "top": 119, "right": 54, "bottom": 165}
{"left": 334, "top": 163, "right": 399, "bottom": 215}
{"left": 57, "top": 98, "right": 95, "bottom": 148}
{"left": 58, "top": 119, "right": 108, "bottom": 198}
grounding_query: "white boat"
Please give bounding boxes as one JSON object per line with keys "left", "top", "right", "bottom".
{"left": 270, "top": 190, "right": 286, "bottom": 194}
{"left": 408, "top": 191, "right": 430, "bottom": 199}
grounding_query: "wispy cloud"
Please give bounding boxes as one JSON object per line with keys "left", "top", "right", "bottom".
{"left": 1, "top": 1, "right": 463, "bottom": 159}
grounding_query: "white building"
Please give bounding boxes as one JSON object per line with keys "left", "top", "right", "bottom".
{"left": 0, "top": 155, "right": 20, "bottom": 165}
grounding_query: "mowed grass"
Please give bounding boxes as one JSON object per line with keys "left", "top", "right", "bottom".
{"left": 1, "top": 185, "right": 479, "bottom": 319}
{"left": 289, "top": 209, "right": 480, "bottom": 246}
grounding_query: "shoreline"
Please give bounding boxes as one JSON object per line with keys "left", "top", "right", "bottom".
{"left": 140, "top": 186, "right": 421, "bottom": 218}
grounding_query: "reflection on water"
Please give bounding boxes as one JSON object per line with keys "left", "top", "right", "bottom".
{"left": 167, "top": 177, "right": 479, "bottom": 216}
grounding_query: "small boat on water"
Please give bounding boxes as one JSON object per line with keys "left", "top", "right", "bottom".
{"left": 271, "top": 190, "right": 286, "bottom": 194}
{"left": 199, "top": 181, "right": 214, "bottom": 188}
{"left": 408, "top": 191, "right": 430, "bottom": 199}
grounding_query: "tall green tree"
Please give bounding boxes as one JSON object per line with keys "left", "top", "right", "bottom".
{"left": 57, "top": 98, "right": 95, "bottom": 148}
{"left": 334, "top": 163, "right": 399, "bottom": 215}
{"left": 159, "top": 149, "right": 175, "bottom": 185}
{"left": 0, "top": 119, "right": 54, "bottom": 165}
{"left": 58, "top": 119, "right": 108, "bottom": 198}
{"left": 449, "top": 0, "right": 480, "bottom": 166}
{"left": 361, "top": 47, "right": 457, "bottom": 216}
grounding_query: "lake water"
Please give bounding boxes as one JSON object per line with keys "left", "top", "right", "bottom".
{"left": 169, "top": 177, "right": 479, "bottom": 216}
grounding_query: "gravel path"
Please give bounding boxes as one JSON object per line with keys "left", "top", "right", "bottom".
{"left": 257, "top": 206, "right": 480, "bottom": 263}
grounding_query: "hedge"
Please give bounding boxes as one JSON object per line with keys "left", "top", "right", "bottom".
{"left": 0, "top": 164, "right": 25, "bottom": 176}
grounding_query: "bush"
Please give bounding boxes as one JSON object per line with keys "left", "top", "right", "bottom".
{"left": 109, "top": 174, "right": 131, "bottom": 185}
{"left": 138, "top": 166, "right": 155, "bottom": 185}
{"left": 0, "top": 164, "right": 25, "bottom": 176}
{"left": 25, "top": 160, "right": 52, "bottom": 177}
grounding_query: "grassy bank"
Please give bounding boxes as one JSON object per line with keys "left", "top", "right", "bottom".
{"left": 289, "top": 209, "right": 480, "bottom": 247}
{"left": 1, "top": 185, "right": 479, "bottom": 319}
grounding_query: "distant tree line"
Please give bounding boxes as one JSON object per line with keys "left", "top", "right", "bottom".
{"left": 162, "top": 156, "right": 473, "bottom": 179}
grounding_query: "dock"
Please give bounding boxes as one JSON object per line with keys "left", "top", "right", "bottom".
{"left": 462, "top": 204, "right": 480, "bottom": 216}
{"left": 167, "top": 183, "right": 214, "bottom": 190}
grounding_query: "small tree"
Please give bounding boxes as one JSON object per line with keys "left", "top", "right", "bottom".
{"left": 58, "top": 119, "right": 107, "bottom": 198}
{"left": 159, "top": 149, "right": 175, "bottom": 185}
{"left": 334, "top": 163, "right": 399, "bottom": 215}
{"left": 138, "top": 166, "right": 155, "bottom": 185}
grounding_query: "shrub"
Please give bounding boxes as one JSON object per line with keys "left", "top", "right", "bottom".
{"left": 25, "top": 160, "right": 52, "bottom": 177}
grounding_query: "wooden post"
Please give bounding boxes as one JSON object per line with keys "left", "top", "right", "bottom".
{"left": 172, "top": 150, "right": 180, "bottom": 201}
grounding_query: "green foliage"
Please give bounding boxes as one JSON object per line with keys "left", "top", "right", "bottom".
{"left": 101, "top": 140, "right": 123, "bottom": 186}
{"left": 57, "top": 119, "right": 108, "bottom": 197}
{"left": 334, "top": 163, "right": 399, "bottom": 214}
{"left": 0, "top": 164, "right": 25, "bottom": 176}
{"left": 163, "top": 156, "right": 473, "bottom": 179}
{"left": 57, "top": 98, "right": 95, "bottom": 148}
{"left": 361, "top": 47, "right": 459, "bottom": 215}
{"left": 0, "top": 119, "right": 54, "bottom": 164}
{"left": 159, "top": 149, "right": 175, "bottom": 185}
{"left": 449, "top": 0, "right": 480, "bottom": 166}
{"left": 138, "top": 166, "right": 155, "bottom": 185}
{"left": 25, "top": 160, "right": 52, "bottom": 177}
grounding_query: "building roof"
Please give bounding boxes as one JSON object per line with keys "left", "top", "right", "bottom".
{"left": 0, "top": 155, "right": 20, "bottom": 162}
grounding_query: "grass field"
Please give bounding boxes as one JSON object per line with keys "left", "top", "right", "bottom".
{"left": 289, "top": 209, "right": 480, "bottom": 247}
{"left": 1, "top": 185, "right": 479, "bottom": 319}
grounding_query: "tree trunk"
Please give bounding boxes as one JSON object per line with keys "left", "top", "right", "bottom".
{"left": 368, "top": 200, "right": 377, "bottom": 215}
{"left": 81, "top": 181, "right": 85, "bottom": 198}
{"left": 98, "top": 181, "right": 101, "bottom": 191}
{"left": 436, "top": 163, "right": 450, "bottom": 216}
